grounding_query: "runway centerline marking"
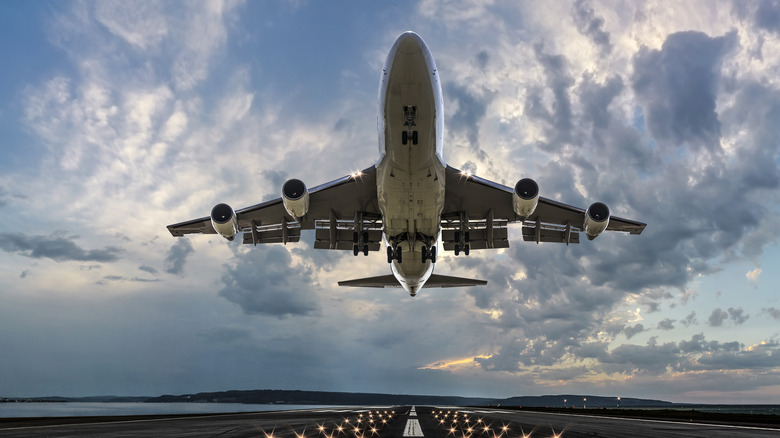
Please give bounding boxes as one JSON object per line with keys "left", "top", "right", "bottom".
{"left": 403, "top": 418, "right": 424, "bottom": 437}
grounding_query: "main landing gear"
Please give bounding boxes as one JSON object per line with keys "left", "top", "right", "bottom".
{"left": 353, "top": 231, "right": 368, "bottom": 256}
{"left": 421, "top": 245, "right": 437, "bottom": 263}
{"left": 453, "top": 231, "right": 470, "bottom": 256}
{"left": 386, "top": 245, "right": 403, "bottom": 263}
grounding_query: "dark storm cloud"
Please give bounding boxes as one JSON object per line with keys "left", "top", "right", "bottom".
{"left": 755, "top": 0, "right": 780, "bottom": 33}
{"left": 0, "top": 232, "right": 121, "bottom": 262}
{"left": 164, "top": 238, "right": 193, "bottom": 275}
{"left": 445, "top": 81, "right": 493, "bottom": 161}
{"left": 735, "top": 0, "right": 780, "bottom": 35}
{"left": 600, "top": 337, "right": 680, "bottom": 374}
{"left": 571, "top": 0, "right": 611, "bottom": 54}
{"left": 524, "top": 44, "right": 575, "bottom": 150}
{"left": 632, "top": 30, "right": 737, "bottom": 151}
{"left": 218, "top": 245, "right": 320, "bottom": 318}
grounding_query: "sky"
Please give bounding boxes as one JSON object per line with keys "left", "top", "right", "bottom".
{"left": 1, "top": 0, "right": 779, "bottom": 405}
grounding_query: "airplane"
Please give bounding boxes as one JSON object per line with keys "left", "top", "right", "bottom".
{"left": 167, "top": 31, "right": 646, "bottom": 297}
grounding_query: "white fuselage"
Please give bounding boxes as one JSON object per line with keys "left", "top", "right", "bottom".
{"left": 376, "top": 32, "right": 446, "bottom": 295}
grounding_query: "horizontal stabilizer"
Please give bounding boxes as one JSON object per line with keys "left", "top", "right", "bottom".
{"left": 338, "top": 274, "right": 487, "bottom": 288}
{"left": 425, "top": 274, "right": 488, "bottom": 288}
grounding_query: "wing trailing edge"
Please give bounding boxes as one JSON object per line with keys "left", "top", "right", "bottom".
{"left": 338, "top": 274, "right": 487, "bottom": 288}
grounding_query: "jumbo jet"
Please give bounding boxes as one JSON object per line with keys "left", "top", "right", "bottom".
{"left": 167, "top": 31, "right": 646, "bottom": 296}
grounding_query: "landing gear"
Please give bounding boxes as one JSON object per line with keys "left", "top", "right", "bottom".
{"left": 401, "top": 130, "right": 419, "bottom": 145}
{"left": 421, "top": 245, "right": 437, "bottom": 264}
{"left": 402, "top": 105, "right": 418, "bottom": 145}
{"left": 454, "top": 244, "right": 470, "bottom": 256}
{"left": 353, "top": 244, "right": 368, "bottom": 256}
{"left": 386, "top": 245, "right": 402, "bottom": 263}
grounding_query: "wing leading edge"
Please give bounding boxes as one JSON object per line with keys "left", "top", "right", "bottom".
{"left": 441, "top": 165, "right": 645, "bottom": 247}
{"left": 167, "top": 166, "right": 381, "bottom": 246}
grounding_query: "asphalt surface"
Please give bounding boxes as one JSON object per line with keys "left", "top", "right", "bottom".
{"left": 0, "top": 405, "right": 778, "bottom": 437}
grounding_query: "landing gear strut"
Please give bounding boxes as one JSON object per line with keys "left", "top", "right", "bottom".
{"left": 402, "top": 105, "right": 418, "bottom": 145}
{"left": 386, "top": 245, "right": 402, "bottom": 263}
{"left": 421, "top": 245, "right": 437, "bottom": 263}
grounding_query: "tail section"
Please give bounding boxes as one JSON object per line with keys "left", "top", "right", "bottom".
{"left": 338, "top": 274, "right": 486, "bottom": 288}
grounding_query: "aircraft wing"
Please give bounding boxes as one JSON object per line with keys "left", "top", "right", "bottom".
{"left": 442, "top": 165, "right": 645, "bottom": 248}
{"left": 167, "top": 166, "right": 381, "bottom": 248}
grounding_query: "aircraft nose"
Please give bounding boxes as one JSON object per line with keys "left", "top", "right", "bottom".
{"left": 396, "top": 32, "right": 424, "bottom": 55}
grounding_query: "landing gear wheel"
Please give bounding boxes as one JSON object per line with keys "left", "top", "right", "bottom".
{"left": 464, "top": 244, "right": 470, "bottom": 256}
{"left": 363, "top": 245, "right": 369, "bottom": 256}
{"left": 362, "top": 231, "right": 369, "bottom": 243}
{"left": 402, "top": 131, "right": 408, "bottom": 145}
{"left": 387, "top": 246, "right": 393, "bottom": 263}
{"left": 421, "top": 245, "right": 428, "bottom": 263}
{"left": 412, "top": 130, "right": 418, "bottom": 145}
{"left": 454, "top": 244, "right": 460, "bottom": 256}
{"left": 397, "top": 247, "right": 402, "bottom": 263}
{"left": 430, "top": 245, "right": 437, "bottom": 263}
{"left": 353, "top": 245, "right": 359, "bottom": 256}
{"left": 353, "top": 232, "right": 358, "bottom": 243}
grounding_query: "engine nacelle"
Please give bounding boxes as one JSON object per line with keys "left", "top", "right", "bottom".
{"left": 584, "top": 202, "right": 610, "bottom": 240}
{"left": 282, "top": 178, "right": 309, "bottom": 219}
{"left": 211, "top": 203, "right": 239, "bottom": 241}
{"left": 512, "top": 178, "right": 539, "bottom": 218}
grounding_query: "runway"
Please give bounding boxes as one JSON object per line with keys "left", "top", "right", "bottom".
{"left": 0, "top": 405, "right": 777, "bottom": 437}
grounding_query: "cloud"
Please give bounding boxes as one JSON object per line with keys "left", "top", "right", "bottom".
{"left": 708, "top": 308, "right": 728, "bottom": 327}
{"left": 445, "top": 81, "right": 493, "bottom": 162}
{"left": 138, "top": 265, "right": 159, "bottom": 275}
{"left": 0, "top": 232, "right": 120, "bottom": 262}
{"left": 657, "top": 318, "right": 675, "bottom": 330}
{"left": 632, "top": 30, "right": 737, "bottom": 151}
{"left": 681, "top": 311, "right": 698, "bottom": 327}
{"left": 218, "top": 245, "right": 321, "bottom": 318}
{"left": 763, "top": 307, "right": 780, "bottom": 320}
{"left": 164, "top": 239, "right": 193, "bottom": 275}
{"left": 624, "top": 324, "right": 645, "bottom": 339}
{"left": 727, "top": 307, "right": 749, "bottom": 325}
{"left": 571, "top": 0, "right": 611, "bottom": 54}
{"left": 708, "top": 307, "right": 750, "bottom": 326}
{"left": 746, "top": 267, "right": 762, "bottom": 287}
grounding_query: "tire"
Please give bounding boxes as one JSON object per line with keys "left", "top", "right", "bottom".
{"left": 412, "top": 130, "right": 418, "bottom": 145}
{"left": 387, "top": 246, "right": 393, "bottom": 263}
{"left": 431, "top": 245, "right": 437, "bottom": 263}
{"left": 402, "top": 131, "right": 408, "bottom": 145}
{"left": 464, "top": 244, "right": 470, "bottom": 256}
{"left": 363, "top": 245, "right": 369, "bottom": 256}
{"left": 454, "top": 244, "right": 460, "bottom": 256}
{"left": 421, "top": 245, "right": 428, "bottom": 263}
{"left": 397, "top": 248, "right": 402, "bottom": 263}
{"left": 353, "top": 245, "right": 359, "bottom": 256}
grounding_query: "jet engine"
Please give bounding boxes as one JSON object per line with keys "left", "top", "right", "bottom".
{"left": 211, "top": 203, "right": 239, "bottom": 241}
{"left": 512, "top": 178, "right": 539, "bottom": 218}
{"left": 282, "top": 178, "right": 309, "bottom": 219}
{"left": 584, "top": 202, "right": 610, "bottom": 240}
